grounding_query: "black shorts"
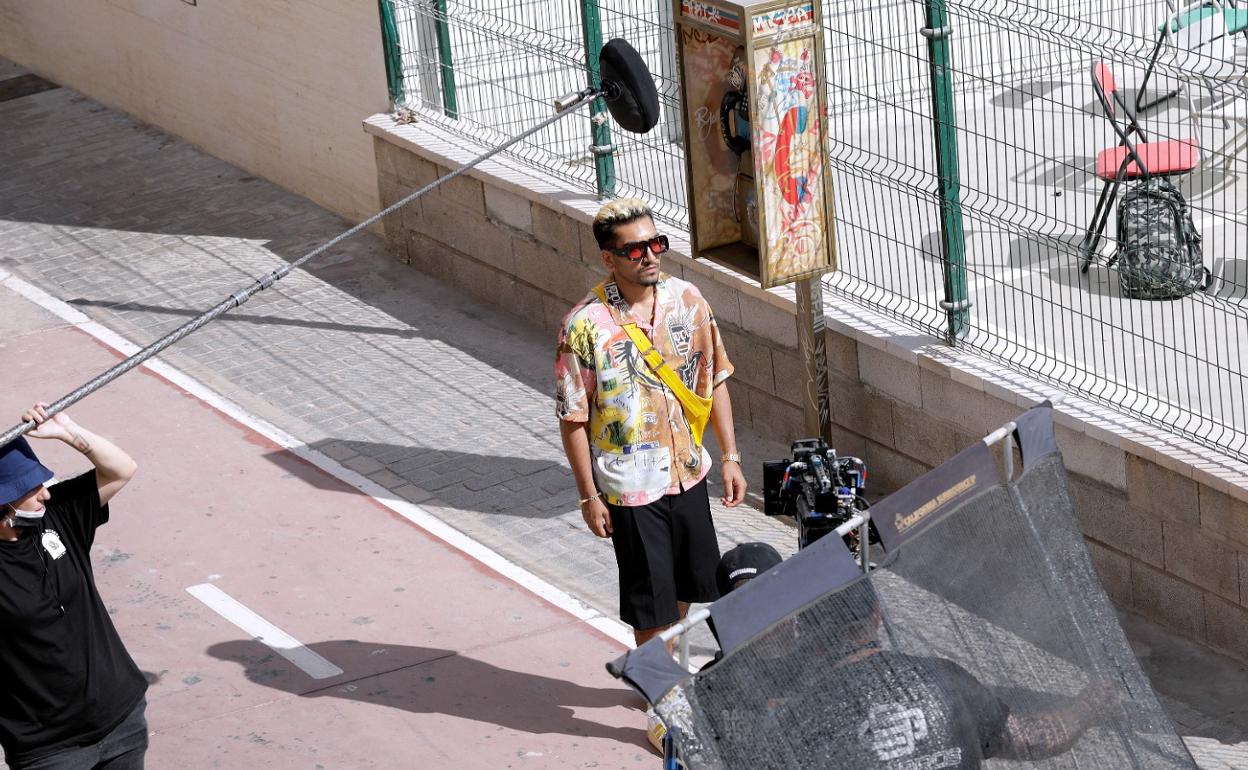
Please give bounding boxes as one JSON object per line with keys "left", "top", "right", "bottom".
{"left": 608, "top": 479, "right": 721, "bottom": 630}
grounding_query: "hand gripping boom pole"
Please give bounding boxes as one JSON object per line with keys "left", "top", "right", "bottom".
{"left": 0, "top": 88, "right": 603, "bottom": 447}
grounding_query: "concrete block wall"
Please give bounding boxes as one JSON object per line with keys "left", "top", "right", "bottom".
{"left": 372, "top": 134, "right": 805, "bottom": 445}
{"left": 366, "top": 115, "right": 1248, "bottom": 664}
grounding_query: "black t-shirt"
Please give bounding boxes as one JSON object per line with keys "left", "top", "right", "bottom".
{"left": 783, "top": 650, "right": 1009, "bottom": 769}
{"left": 0, "top": 471, "right": 147, "bottom": 765}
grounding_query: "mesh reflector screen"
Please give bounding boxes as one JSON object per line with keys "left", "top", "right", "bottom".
{"left": 653, "top": 450, "right": 1194, "bottom": 768}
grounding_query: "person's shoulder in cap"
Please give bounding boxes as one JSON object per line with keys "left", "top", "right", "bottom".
{"left": 700, "top": 542, "right": 785, "bottom": 673}
{"left": 716, "top": 541, "right": 783, "bottom": 596}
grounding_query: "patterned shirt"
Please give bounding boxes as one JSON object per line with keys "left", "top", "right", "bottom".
{"left": 556, "top": 274, "right": 734, "bottom": 506}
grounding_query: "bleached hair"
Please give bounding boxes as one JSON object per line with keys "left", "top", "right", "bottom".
{"left": 592, "top": 198, "right": 654, "bottom": 249}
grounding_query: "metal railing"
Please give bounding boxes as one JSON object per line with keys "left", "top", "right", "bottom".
{"left": 381, "top": 0, "right": 1248, "bottom": 462}
{"left": 385, "top": 0, "right": 690, "bottom": 224}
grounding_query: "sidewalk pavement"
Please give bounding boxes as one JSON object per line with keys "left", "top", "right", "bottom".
{"left": 0, "top": 282, "right": 648, "bottom": 768}
{"left": 0, "top": 56, "right": 797, "bottom": 666}
{"left": 3, "top": 58, "right": 1248, "bottom": 768}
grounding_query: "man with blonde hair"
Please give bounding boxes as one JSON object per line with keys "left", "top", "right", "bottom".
{"left": 555, "top": 198, "right": 746, "bottom": 649}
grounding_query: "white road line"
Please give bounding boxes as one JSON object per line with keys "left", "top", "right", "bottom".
{"left": 186, "top": 584, "right": 344, "bottom": 680}
{"left": 0, "top": 272, "right": 636, "bottom": 649}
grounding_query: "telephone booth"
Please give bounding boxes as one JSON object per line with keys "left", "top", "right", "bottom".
{"left": 673, "top": 0, "right": 837, "bottom": 288}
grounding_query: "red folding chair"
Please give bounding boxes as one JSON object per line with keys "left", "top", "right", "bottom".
{"left": 1078, "top": 61, "right": 1201, "bottom": 274}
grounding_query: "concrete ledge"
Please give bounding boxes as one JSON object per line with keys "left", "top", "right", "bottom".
{"left": 365, "top": 111, "right": 1248, "bottom": 663}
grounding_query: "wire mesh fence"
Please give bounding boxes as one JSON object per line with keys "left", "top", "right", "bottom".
{"left": 912, "top": 0, "right": 1248, "bottom": 459}
{"left": 388, "top": 0, "right": 691, "bottom": 224}
{"left": 383, "top": 0, "right": 1248, "bottom": 462}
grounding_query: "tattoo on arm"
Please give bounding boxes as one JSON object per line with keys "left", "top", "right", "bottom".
{"left": 998, "top": 706, "right": 1095, "bottom": 759}
{"left": 70, "top": 433, "right": 92, "bottom": 455}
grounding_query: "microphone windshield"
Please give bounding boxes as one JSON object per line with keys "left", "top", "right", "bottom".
{"left": 598, "top": 39, "right": 660, "bottom": 134}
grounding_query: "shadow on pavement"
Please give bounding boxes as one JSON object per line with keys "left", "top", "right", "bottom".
{"left": 2, "top": 84, "right": 556, "bottom": 398}
{"left": 207, "top": 639, "right": 648, "bottom": 747}
{"left": 1210, "top": 258, "right": 1247, "bottom": 301}
{"left": 257, "top": 439, "right": 577, "bottom": 519}
{"left": 990, "top": 79, "right": 1071, "bottom": 109}
{"left": 0, "top": 86, "right": 355, "bottom": 266}
{"left": 54, "top": 245, "right": 554, "bottom": 397}
{"left": 1008, "top": 232, "right": 1084, "bottom": 269}
{"left": 64, "top": 298, "right": 429, "bottom": 341}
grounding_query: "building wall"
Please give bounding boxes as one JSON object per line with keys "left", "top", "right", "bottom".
{"left": 0, "top": 0, "right": 389, "bottom": 224}
{"left": 367, "top": 115, "right": 1248, "bottom": 664}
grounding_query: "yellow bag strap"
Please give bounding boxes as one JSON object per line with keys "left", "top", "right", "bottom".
{"left": 621, "top": 323, "right": 711, "bottom": 413}
{"left": 593, "top": 285, "right": 712, "bottom": 421}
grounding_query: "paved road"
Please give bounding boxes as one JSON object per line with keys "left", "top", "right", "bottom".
{"left": 0, "top": 283, "right": 651, "bottom": 768}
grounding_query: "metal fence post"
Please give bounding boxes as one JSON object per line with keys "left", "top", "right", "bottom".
{"left": 579, "top": 0, "right": 617, "bottom": 197}
{"left": 379, "top": 0, "right": 406, "bottom": 107}
{"left": 921, "top": 0, "right": 969, "bottom": 342}
{"left": 797, "top": 278, "right": 834, "bottom": 444}
{"left": 433, "top": 0, "right": 459, "bottom": 119}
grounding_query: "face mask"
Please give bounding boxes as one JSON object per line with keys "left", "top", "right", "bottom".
{"left": 5, "top": 503, "right": 43, "bottom": 528}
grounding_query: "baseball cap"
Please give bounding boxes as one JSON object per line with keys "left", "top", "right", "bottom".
{"left": 716, "top": 542, "right": 783, "bottom": 596}
{"left": 0, "top": 437, "right": 54, "bottom": 506}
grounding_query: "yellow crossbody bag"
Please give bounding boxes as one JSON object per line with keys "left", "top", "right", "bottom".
{"left": 594, "top": 285, "right": 712, "bottom": 446}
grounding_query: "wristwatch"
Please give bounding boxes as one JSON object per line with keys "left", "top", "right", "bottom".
{"left": 721, "top": 452, "right": 742, "bottom": 464}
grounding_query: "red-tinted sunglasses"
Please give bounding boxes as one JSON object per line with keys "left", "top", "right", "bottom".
{"left": 606, "top": 234, "right": 669, "bottom": 262}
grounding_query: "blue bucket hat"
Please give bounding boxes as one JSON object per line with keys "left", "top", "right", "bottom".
{"left": 0, "top": 437, "right": 54, "bottom": 506}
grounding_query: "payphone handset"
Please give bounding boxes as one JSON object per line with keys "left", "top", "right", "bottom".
{"left": 720, "top": 46, "right": 759, "bottom": 248}
{"left": 719, "top": 47, "right": 751, "bottom": 155}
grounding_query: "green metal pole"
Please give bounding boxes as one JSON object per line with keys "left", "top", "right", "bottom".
{"left": 579, "top": 0, "right": 616, "bottom": 197}
{"left": 922, "top": 0, "right": 969, "bottom": 341}
{"left": 433, "top": 0, "right": 459, "bottom": 119}
{"left": 378, "top": 0, "right": 406, "bottom": 107}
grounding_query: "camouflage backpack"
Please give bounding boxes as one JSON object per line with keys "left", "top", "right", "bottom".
{"left": 1114, "top": 178, "right": 1210, "bottom": 300}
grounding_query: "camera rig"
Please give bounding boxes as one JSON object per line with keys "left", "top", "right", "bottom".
{"left": 763, "top": 438, "right": 873, "bottom": 552}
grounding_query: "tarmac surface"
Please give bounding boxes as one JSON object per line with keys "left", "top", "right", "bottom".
{"left": 0, "top": 296, "right": 648, "bottom": 768}
{"left": 3, "top": 57, "right": 1248, "bottom": 768}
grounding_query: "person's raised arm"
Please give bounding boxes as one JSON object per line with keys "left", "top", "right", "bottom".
{"left": 22, "top": 403, "right": 137, "bottom": 505}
